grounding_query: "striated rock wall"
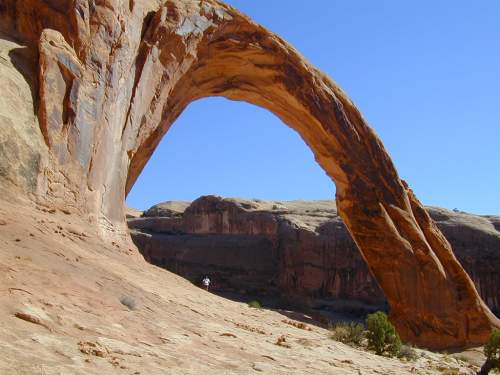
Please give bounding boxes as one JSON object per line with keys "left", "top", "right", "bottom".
{"left": 1, "top": 0, "right": 498, "bottom": 348}
{"left": 129, "top": 196, "right": 500, "bottom": 316}
{"left": 0, "top": 35, "right": 48, "bottom": 200}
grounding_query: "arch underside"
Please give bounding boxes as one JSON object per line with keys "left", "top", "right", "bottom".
{"left": 7, "top": 0, "right": 497, "bottom": 349}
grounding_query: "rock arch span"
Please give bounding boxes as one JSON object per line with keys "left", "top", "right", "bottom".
{"left": 1, "top": 0, "right": 498, "bottom": 349}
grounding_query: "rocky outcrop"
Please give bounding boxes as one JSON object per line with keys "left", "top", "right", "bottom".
{"left": 1, "top": 0, "right": 498, "bottom": 348}
{"left": 129, "top": 196, "right": 500, "bottom": 317}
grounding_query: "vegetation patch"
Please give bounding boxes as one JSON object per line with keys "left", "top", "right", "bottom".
{"left": 479, "top": 328, "right": 500, "bottom": 375}
{"left": 398, "top": 344, "right": 419, "bottom": 361}
{"left": 365, "top": 311, "right": 401, "bottom": 356}
{"left": 329, "top": 322, "right": 364, "bottom": 346}
{"left": 328, "top": 311, "right": 417, "bottom": 360}
{"left": 247, "top": 300, "right": 262, "bottom": 309}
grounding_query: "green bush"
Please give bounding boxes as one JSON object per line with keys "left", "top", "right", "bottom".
{"left": 485, "top": 329, "right": 500, "bottom": 361}
{"left": 479, "top": 329, "right": 500, "bottom": 375}
{"left": 329, "top": 322, "right": 365, "bottom": 346}
{"left": 247, "top": 300, "right": 262, "bottom": 309}
{"left": 365, "top": 311, "right": 401, "bottom": 356}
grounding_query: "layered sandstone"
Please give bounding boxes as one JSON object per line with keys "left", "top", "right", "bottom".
{"left": 0, "top": 0, "right": 498, "bottom": 348}
{"left": 129, "top": 196, "right": 500, "bottom": 316}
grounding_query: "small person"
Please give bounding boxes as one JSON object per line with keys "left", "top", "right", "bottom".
{"left": 202, "top": 275, "right": 211, "bottom": 291}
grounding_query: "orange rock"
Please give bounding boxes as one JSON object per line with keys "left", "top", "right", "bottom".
{"left": 0, "top": 0, "right": 498, "bottom": 349}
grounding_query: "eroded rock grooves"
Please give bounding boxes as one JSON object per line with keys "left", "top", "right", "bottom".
{"left": 0, "top": 0, "right": 498, "bottom": 349}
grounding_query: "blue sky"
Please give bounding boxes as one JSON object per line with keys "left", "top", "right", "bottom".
{"left": 127, "top": 1, "right": 500, "bottom": 215}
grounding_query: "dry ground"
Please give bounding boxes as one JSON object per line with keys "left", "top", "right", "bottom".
{"left": 0, "top": 197, "right": 483, "bottom": 374}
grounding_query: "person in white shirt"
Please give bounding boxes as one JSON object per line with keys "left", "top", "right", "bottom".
{"left": 202, "top": 276, "right": 211, "bottom": 291}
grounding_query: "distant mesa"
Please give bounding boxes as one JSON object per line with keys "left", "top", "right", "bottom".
{"left": 129, "top": 195, "right": 500, "bottom": 319}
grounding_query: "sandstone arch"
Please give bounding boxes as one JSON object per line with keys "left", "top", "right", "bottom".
{"left": 1, "top": 0, "right": 498, "bottom": 349}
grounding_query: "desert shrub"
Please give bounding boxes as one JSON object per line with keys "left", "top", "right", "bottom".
{"left": 120, "top": 296, "right": 136, "bottom": 310}
{"left": 247, "top": 300, "right": 262, "bottom": 309}
{"left": 272, "top": 204, "right": 279, "bottom": 210}
{"left": 479, "top": 329, "right": 500, "bottom": 375}
{"left": 398, "top": 344, "right": 418, "bottom": 361}
{"left": 365, "top": 311, "right": 401, "bottom": 356}
{"left": 329, "top": 322, "right": 365, "bottom": 346}
{"left": 485, "top": 329, "right": 500, "bottom": 361}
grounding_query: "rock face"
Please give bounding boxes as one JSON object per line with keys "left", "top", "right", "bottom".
{"left": 0, "top": 0, "right": 498, "bottom": 348}
{"left": 0, "top": 35, "right": 48, "bottom": 199}
{"left": 129, "top": 196, "right": 500, "bottom": 317}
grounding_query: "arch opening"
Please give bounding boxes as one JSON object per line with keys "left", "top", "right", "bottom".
{"left": 126, "top": 96, "right": 355, "bottom": 318}
{"left": 126, "top": 97, "right": 335, "bottom": 209}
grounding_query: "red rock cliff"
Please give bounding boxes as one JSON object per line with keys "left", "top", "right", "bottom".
{"left": 130, "top": 196, "right": 500, "bottom": 317}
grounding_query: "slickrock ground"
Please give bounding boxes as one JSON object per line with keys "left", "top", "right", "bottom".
{"left": 129, "top": 196, "right": 500, "bottom": 316}
{"left": 0, "top": 197, "right": 484, "bottom": 374}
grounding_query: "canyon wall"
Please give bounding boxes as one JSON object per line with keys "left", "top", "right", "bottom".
{"left": 129, "top": 196, "right": 500, "bottom": 316}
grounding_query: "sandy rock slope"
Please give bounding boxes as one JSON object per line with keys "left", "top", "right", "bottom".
{"left": 0, "top": 197, "right": 482, "bottom": 374}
